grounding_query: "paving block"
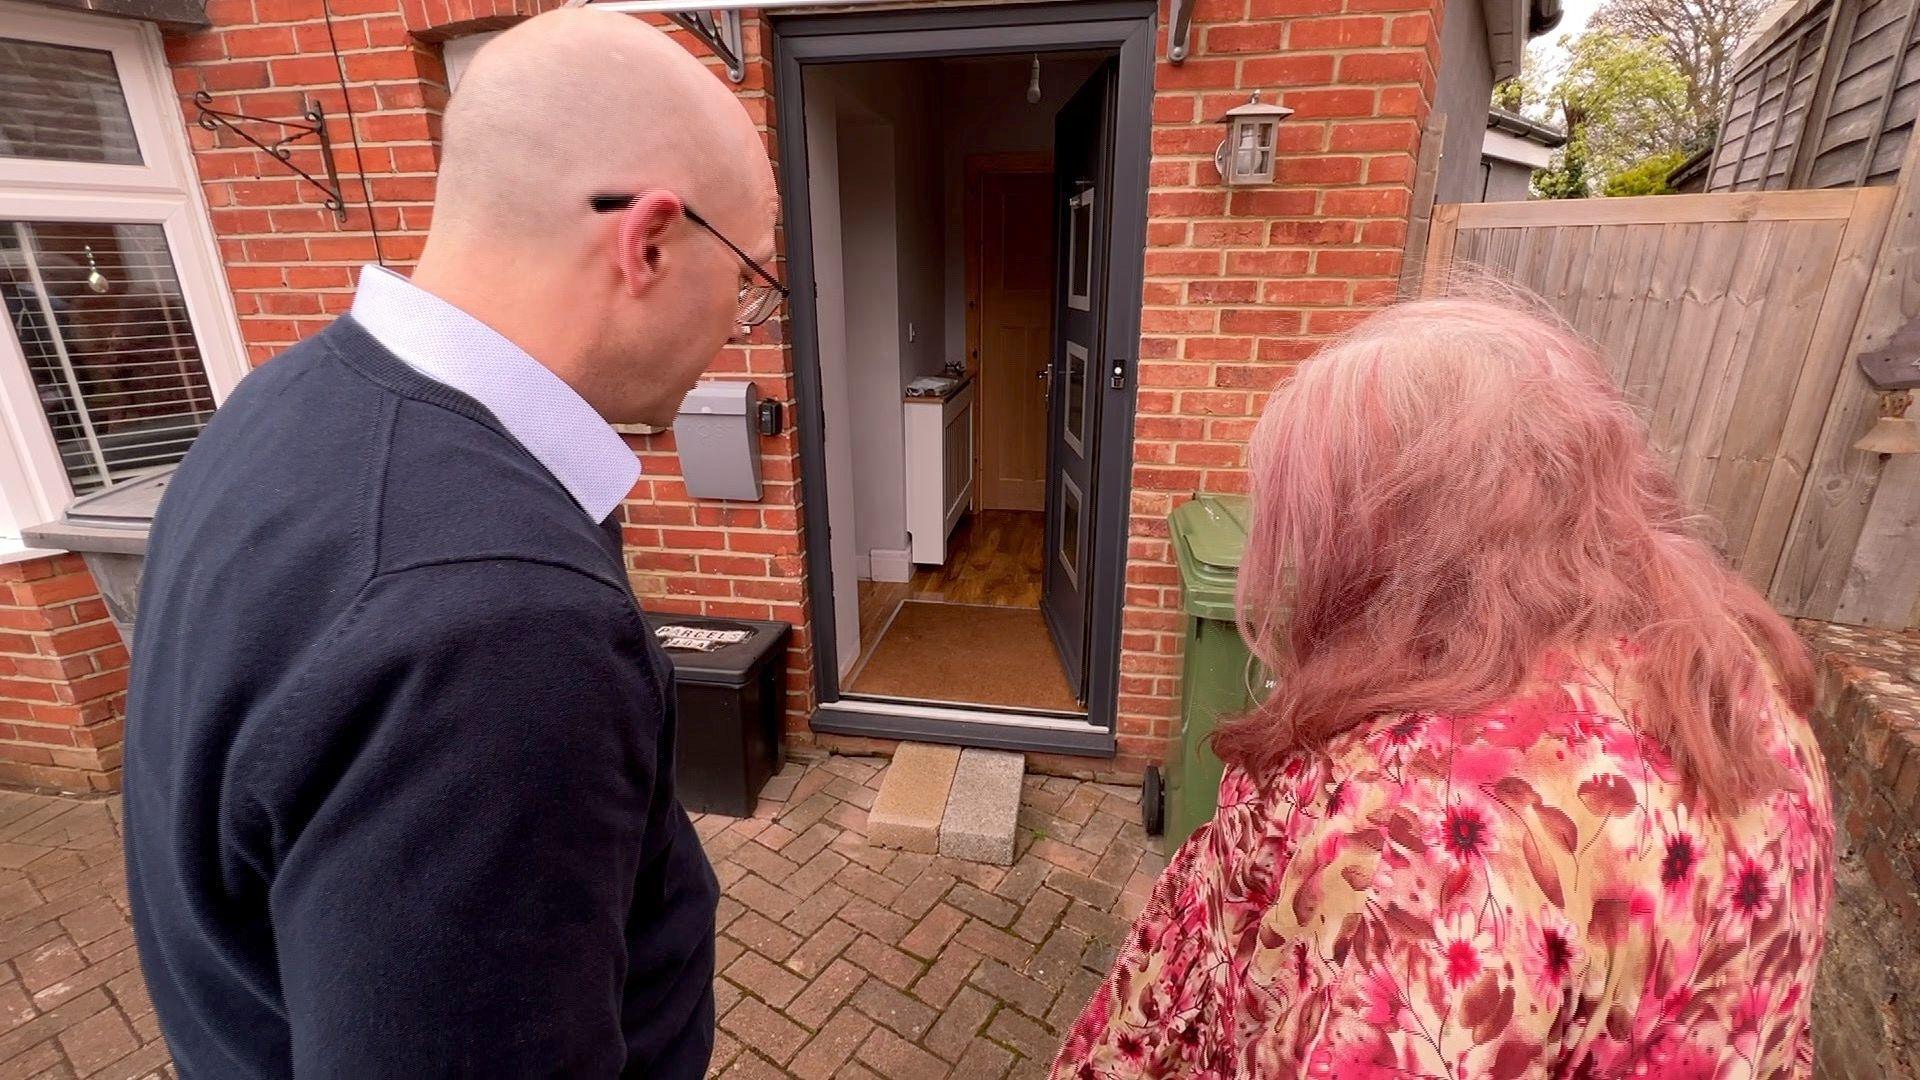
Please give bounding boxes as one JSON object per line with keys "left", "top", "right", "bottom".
{"left": 867, "top": 743, "right": 961, "bottom": 852}
{"left": 939, "top": 749, "right": 1023, "bottom": 866}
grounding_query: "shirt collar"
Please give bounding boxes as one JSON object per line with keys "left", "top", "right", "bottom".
{"left": 349, "top": 265, "right": 640, "bottom": 524}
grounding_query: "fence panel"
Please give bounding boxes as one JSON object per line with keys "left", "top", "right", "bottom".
{"left": 1421, "top": 188, "right": 1898, "bottom": 613}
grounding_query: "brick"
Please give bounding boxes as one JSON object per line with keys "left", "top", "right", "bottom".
{"left": 222, "top": 26, "right": 299, "bottom": 57}
{"left": 845, "top": 934, "right": 921, "bottom": 990}
{"left": 724, "top": 948, "right": 806, "bottom": 1009}
{"left": 1315, "top": 247, "right": 1402, "bottom": 277}
{"left": 898, "top": 903, "right": 966, "bottom": 961}
{"left": 1204, "top": 22, "right": 1285, "bottom": 51}
{"left": 718, "top": 996, "right": 808, "bottom": 1066}
{"left": 1284, "top": 87, "right": 1379, "bottom": 118}
{"left": 789, "top": 1007, "right": 873, "bottom": 1080}
{"left": 1186, "top": 280, "right": 1259, "bottom": 304}
{"left": 725, "top": 910, "right": 801, "bottom": 962}
{"left": 1288, "top": 15, "right": 1385, "bottom": 47}
{"left": 940, "top": 749, "right": 1023, "bottom": 866}
{"left": 57, "top": 1001, "right": 137, "bottom": 1072}
{"left": 851, "top": 978, "right": 936, "bottom": 1040}
{"left": 1242, "top": 53, "right": 1338, "bottom": 85}
{"left": 1340, "top": 51, "right": 1428, "bottom": 83}
{"left": 986, "top": 1007, "right": 1059, "bottom": 1062}
{"left": 1249, "top": 0, "right": 1339, "bottom": 14}
{"left": 16, "top": 936, "right": 83, "bottom": 994}
{"left": 855, "top": 1025, "right": 947, "bottom": 1078}
{"left": 951, "top": 1037, "right": 1018, "bottom": 1079}
{"left": 867, "top": 743, "right": 959, "bottom": 853}
{"left": 1279, "top": 154, "right": 1365, "bottom": 184}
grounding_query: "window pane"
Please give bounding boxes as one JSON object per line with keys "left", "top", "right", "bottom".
{"left": 1, "top": 221, "right": 216, "bottom": 493}
{"left": 1059, "top": 476, "right": 1081, "bottom": 583}
{"left": 0, "top": 38, "right": 142, "bottom": 166}
{"left": 1064, "top": 340, "right": 1086, "bottom": 450}
{"left": 1067, "top": 191, "right": 1093, "bottom": 310}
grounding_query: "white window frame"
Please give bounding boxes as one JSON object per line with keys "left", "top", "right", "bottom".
{"left": 0, "top": 1, "right": 247, "bottom": 557}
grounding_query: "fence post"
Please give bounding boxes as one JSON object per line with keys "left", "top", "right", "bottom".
{"left": 1770, "top": 122, "right": 1920, "bottom": 624}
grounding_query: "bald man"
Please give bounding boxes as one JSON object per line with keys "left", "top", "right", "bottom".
{"left": 122, "top": 11, "right": 775, "bottom": 1076}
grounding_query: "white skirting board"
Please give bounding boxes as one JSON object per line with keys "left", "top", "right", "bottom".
{"left": 905, "top": 380, "right": 975, "bottom": 566}
{"left": 867, "top": 547, "right": 913, "bottom": 583}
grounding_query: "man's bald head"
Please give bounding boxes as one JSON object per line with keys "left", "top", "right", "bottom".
{"left": 411, "top": 8, "right": 779, "bottom": 427}
{"left": 433, "top": 9, "right": 770, "bottom": 248}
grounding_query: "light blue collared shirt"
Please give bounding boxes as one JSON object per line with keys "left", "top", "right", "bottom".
{"left": 349, "top": 265, "right": 640, "bottom": 524}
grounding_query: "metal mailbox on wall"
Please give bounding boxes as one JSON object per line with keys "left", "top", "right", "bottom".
{"left": 674, "top": 380, "right": 762, "bottom": 501}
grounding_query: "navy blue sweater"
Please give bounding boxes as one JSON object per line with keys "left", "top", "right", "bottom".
{"left": 124, "top": 317, "right": 717, "bottom": 1078}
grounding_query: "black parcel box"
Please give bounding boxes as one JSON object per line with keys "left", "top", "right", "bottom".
{"left": 644, "top": 614, "right": 789, "bottom": 817}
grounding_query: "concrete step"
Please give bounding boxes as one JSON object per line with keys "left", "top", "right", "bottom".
{"left": 867, "top": 743, "right": 960, "bottom": 853}
{"left": 938, "top": 748, "right": 1024, "bottom": 866}
{"left": 866, "top": 744, "right": 1026, "bottom": 866}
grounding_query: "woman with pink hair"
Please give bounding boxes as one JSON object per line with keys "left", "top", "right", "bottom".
{"left": 1053, "top": 297, "right": 1832, "bottom": 1079}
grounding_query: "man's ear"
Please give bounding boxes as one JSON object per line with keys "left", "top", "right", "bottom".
{"left": 613, "top": 190, "right": 683, "bottom": 297}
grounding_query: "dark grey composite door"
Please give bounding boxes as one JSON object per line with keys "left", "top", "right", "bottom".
{"left": 1042, "top": 60, "right": 1116, "bottom": 703}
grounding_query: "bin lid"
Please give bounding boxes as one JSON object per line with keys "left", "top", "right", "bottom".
{"left": 20, "top": 466, "right": 175, "bottom": 556}
{"left": 643, "top": 613, "right": 790, "bottom": 688}
{"left": 1168, "top": 494, "right": 1251, "bottom": 621}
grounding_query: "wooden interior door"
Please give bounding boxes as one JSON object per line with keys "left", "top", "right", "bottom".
{"left": 969, "top": 160, "right": 1053, "bottom": 512}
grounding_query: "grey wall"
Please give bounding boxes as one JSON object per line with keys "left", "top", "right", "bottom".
{"left": 804, "top": 62, "right": 946, "bottom": 578}
{"left": 839, "top": 120, "right": 908, "bottom": 568}
{"left": 1479, "top": 157, "right": 1534, "bottom": 201}
{"left": 1433, "top": 0, "right": 1496, "bottom": 204}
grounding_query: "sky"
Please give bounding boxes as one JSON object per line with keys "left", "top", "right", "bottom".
{"left": 1540, "top": 0, "right": 1604, "bottom": 61}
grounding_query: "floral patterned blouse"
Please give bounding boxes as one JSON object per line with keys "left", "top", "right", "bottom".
{"left": 1054, "top": 652, "right": 1832, "bottom": 1079}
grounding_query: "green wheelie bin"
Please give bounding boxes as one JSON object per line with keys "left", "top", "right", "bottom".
{"left": 1141, "top": 494, "right": 1265, "bottom": 852}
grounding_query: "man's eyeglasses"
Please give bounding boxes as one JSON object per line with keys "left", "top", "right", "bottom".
{"left": 590, "top": 194, "right": 788, "bottom": 327}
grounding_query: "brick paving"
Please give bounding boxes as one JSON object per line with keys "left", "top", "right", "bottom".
{"left": 0, "top": 751, "right": 1161, "bottom": 1078}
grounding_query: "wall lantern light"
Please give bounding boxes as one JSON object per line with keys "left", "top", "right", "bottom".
{"left": 1214, "top": 92, "right": 1292, "bottom": 186}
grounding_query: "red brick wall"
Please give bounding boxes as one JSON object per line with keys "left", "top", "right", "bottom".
{"left": 1800, "top": 622, "right": 1920, "bottom": 1079}
{"left": 610, "top": 19, "right": 815, "bottom": 729}
{"left": 0, "top": 558, "right": 127, "bottom": 792}
{"left": 1114, "top": 0, "right": 1439, "bottom": 771}
{"left": 165, "top": 0, "right": 818, "bottom": 730}
{"left": 2, "top": 0, "right": 1445, "bottom": 791}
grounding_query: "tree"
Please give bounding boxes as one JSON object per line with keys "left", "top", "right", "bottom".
{"left": 1508, "top": 29, "right": 1695, "bottom": 197}
{"left": 1554, "top": 30, "right": 1694, "bottom": 185}
{"left": 1592, "top": 0, "right": 1771, "bottom": 129}
{"left": 1533, "top": 133, "right": 1592, "bottom": 199}
{"left": 1603, "top": 150, "right": 1691, "bottom": 196}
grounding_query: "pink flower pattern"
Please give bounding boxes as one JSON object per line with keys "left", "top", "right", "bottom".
{"left": 1053, "top": 654, "right": 1832, "bottom": 1079}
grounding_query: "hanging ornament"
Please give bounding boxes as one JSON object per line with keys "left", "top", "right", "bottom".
{"left": 83, "top": 245, "right": 109, "bottom": 295}
{"left": 1026, "top": 54, "right": 1042, "bottom": 105}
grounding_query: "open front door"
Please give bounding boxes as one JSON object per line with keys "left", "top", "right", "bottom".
{"left": 1042, "top": 60, "right": 1115, "bottom": 702}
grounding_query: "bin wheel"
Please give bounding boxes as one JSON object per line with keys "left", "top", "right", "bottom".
{"left": 1141, "top": 766, "right": 1165, "bottom": 836}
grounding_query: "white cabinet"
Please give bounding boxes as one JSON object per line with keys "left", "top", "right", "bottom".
{"left": 905, "top": 378, "right": 974, "bottom": 566}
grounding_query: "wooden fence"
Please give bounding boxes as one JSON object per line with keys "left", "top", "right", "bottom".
{"left": 1706, "top": 0, "right": 1920, "bottom": 193}
{"left": 1420, "top": 185, "right": 1919, "bottom": 628}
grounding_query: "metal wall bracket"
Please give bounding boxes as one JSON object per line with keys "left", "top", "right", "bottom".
{"left": 1858, "top": 315, "right": 1920, "bottom": 391}
{"left": 193, "top": 91, "right": 347, "bottom": 224}
{"left": 1168, "top": 0, "right": 1195, "bottom": 62}
{"left": 669, "top": 9, "right": 747, "bottom": 83}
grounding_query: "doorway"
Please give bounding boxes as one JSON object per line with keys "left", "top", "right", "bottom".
{"left": 775, "top": 2, "right": 1153, "bottom": 756}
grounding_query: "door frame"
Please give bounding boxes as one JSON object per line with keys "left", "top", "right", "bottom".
{"left": 965, "top": 151, "right": 1051, "bottom": 516}
{"left": 773, "top": 1, "right": 1154, "bottom": 757}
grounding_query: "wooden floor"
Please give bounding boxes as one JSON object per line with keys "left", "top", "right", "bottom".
{"left": 854, "top": 509, "right": 1044, "bottom": 662}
